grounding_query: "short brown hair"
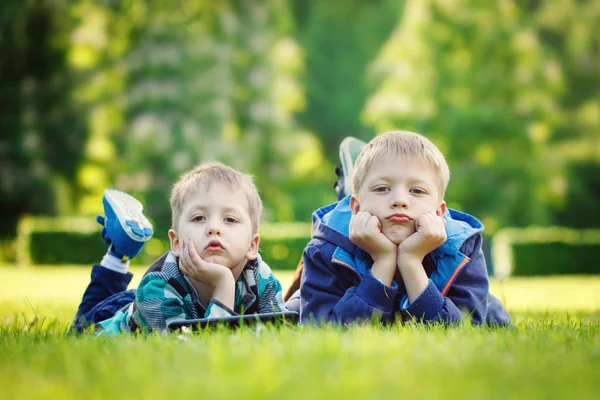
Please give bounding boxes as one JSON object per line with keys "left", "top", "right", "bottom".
{"left": 170, "top": 162, "right": 263, "bottom": 233}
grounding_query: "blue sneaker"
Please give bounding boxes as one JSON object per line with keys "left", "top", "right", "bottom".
{"left": 97, "top": 189, "right": 153, "bottom": 260}
{"left": 334, "top": 137, "right": 367, "bottom": 199}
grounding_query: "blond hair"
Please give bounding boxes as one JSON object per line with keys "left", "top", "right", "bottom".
{"left": 170, "top": 162, "right": 263, "bottom": 233}
{"left": 352, "top": 130, "right": 450, "bottom": 197}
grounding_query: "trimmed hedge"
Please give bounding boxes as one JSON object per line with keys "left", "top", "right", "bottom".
{"left": 18, "top": 216, "right": 311, "bottom": 270}
{"left": 29, "top": 231, "right": 109, "bottom": 265}
{"left": 492, "top": 227, "right": 600, "bottom": 278}
{"left": 512, "top": 243, "right": 600, "bottom": 276}
{"left": 26, "top": 231, "right": 310, "bottom": 270}
{"left": 19, "top": 217, "right": 600, "bottom": 277}
{"left": 259, "top": 236, "right": 308, "bottom": 271}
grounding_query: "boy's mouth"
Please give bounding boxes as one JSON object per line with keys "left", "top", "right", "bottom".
{"left": 386, "top": 213, "right": 412, "bottom": 222}
{"left": 204, "top": 240, "right": 225, "bottom": 251}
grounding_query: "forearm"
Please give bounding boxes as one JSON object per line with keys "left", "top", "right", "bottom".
{"left": 135, "top": 275, "right": 195, "bottom": 332}
{"left": 397, "top": 255, "right": 428, "bottom": 303}
{"left": 211, "top": 275, "right": 235, "bottom": 310}
{"left": 400, "top": 280, "right": 463, "bottom": 324}
{"left": 302, "top": 269, "right": 397, "bottom": 325}
{"left": 301, "top": 247, "right": 396, "bottom": 324}
{"left": 369, "top": 256, "right": 397, "bottom": 287}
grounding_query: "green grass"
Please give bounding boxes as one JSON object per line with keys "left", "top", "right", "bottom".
{"left": 1, "top": 265, "right": 599, "bottom": 399}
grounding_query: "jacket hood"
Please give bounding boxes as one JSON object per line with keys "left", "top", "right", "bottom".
{"left": 312, "top": 195, "right": 483, "bottom": 259}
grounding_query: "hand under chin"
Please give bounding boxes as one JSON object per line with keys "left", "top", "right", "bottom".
{"left": 383, "top": 225, "right": 414, "bottom": 246}
{"left": 202, "top": 253, "right": 228, "bottom": 265}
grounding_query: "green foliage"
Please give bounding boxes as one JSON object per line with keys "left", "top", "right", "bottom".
{"left": 294, "top": 0, "right": 403, "bottom": 156}
{"left": 259, "top": 222, "right": 311, "bottom": 270}
{"left": 554, "top": 162, "right": 600, "bottom": 228}
{"left": 259, "top": 236, "right": 308, "bottom": 271}
{"left": 92, "top": 0, "right": 326, "bottom": 237}
{"left": 363, "top": 0, "right": 600, "bottom": 231}
{"left": 17, "top": 216, "right": 310, "bottom": 269}
{"left": 28, "top": 231, "right": 107, "bottom": 266}
{"left": 0, "top": 0, "right": 87, "bottom": 237}
{"left": 492, "top": 226, "right": 600, "bottom": 279}
{"left": 512, "top": 242, "right": 600, "bottom": 276}
{"left": 24, "top": 231, "right": 309, "bottom": 270}
{"left": 3, "top": 0, "right": 600, "bottom": 251}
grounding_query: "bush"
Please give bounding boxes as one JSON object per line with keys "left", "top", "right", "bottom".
{"left": 18, "top": 216, "right": 311, "bottom": 269}
{"left": 512, "top": 243, "right": 600, "bottom": 276}
{"left": 492, "top": 227, "right": 600, "bottom": 278}
{"left": 29, "top": 231, "right": 108, "bottom": 265}
{"left": 259, "top": 236, "right": 309, "bottom": 271}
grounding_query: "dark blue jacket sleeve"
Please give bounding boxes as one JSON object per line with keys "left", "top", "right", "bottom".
{"left": 300, "top": 241, "right": 397, "bottom": 325}
{"left": 401, "top": 234, "right": 511, "bottom": 326}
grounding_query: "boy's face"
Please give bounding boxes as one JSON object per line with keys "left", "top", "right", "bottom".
{"left": 169, "top": 182, "right": 259, "bottom": 275}
{"left": 351, "top": 156, "right": 446, "bottom": 245}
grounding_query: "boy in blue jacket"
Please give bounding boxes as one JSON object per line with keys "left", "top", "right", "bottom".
{"left": 300, "top": 131, "right": 511, "bottom": 326}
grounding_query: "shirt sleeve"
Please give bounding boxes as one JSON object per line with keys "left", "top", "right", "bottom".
{"left": 300, "top": 242, "right": 397, "bottom": 325}
{"left": 400, "top": 234, "right": 510, "bottom": 326}
{"left": 256, "top": 263, "right": 288, "bottom": 314}
{"left": 132, "top": 273, "right": 196, "bottom": 333}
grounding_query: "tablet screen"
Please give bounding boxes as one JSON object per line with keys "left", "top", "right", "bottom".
{"left": 167, "top": 312, "right": 299, "bottom": 331}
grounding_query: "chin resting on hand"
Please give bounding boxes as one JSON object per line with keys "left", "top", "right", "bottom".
{"left": 349, "top": 210, "right": 397, "bottom": 262}
{"left": 178, "top": 238, "right": 233, "bottom": 286}
{"left": 398, "top": 212, "right": 447, "bottom": 263}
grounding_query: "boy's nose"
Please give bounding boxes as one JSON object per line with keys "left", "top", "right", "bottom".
{"left": 206, "top": 227, "right": 222, "bottom": 236}
{"left": 206, "top": 221, "right": 222, "bottom": 236}
{"left": 390, "top": 191, "right": 409, "bottom": 208}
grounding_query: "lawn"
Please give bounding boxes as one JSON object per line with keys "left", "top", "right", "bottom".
{"left": 1, "top": 265, "right": 599, "bottom": 399}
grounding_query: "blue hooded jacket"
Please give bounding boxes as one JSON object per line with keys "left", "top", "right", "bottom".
{"left": 300, "top": 196, "right": 511, "bottom": 326}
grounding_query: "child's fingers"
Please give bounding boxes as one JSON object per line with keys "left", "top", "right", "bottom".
{"left": 179, "top": 238, "right": 192, "bottom": 274}
{"left": 366, "top": 214, "right": 382, "bottom": 232}
{"left": 355, "top": 211, "right": 375, "bottom": 230}
{"left": 187, "top": 239, "right": 209, "bottom": 270}
{"left": 350, "top": 211, "right": 372, "bottom": 239}
{"left": 418, "top": 213, "right": 446, "bottom": 243}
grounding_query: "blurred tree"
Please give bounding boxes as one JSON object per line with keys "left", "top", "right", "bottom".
{"left": 292, "top": 0, "right": 403, "bottom": 159}
{"left": 0, "top": 0, "right": 86, "bottom": 237}
{"left": 363, "top": 0, "right": 575, "bottom": 230}
{"left": 535, "top": 0, "right": 600, "bottom": 228}
{"left": 91, "top": 0, "right": 325, "bottom": 239}
{"left": 69, "top": 0, "right": 145, "bottom": 217}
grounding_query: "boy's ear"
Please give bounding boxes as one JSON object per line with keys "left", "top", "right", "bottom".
{"left": 436, "top": 201, "right": 447, "bottom": 217}
{"left": 245, "top": 234, "right": 260, "bottom": 261}
{"left": 350, "top": 195, "right": 360, "bottom": 215}
{"left": 168, "top": 229, "right": 181, "bottom": 257}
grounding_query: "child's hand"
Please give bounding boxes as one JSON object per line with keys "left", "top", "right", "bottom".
{"left": 350, "top": 211, "right": 397, "bottom": 262}
{"left": 397, "top": 212, "right": 447, "bottom": 263}
{"left": 179, "top": 238, "right": 233, "bottom": 287}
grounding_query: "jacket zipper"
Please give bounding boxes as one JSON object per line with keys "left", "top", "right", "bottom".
{"left": 441, "top": 255, "right": 470, "bottom": 296}
{"left": 331, "top": 257, "right": 363, "bottom": 280}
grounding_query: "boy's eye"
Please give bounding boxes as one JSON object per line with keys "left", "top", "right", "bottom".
{"left": 191, "top": 215, "right": 206, "bottom": 222}
{"left": 373, "top": 186, "right": 390, "bottom": 193}
{"left": 410, "top": 188, "right": 426, "bottom": 195}
{"left": 224, "top": 217, "right": 238, "bottom": 223}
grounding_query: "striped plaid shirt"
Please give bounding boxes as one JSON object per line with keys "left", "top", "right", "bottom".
{"left": 97, "top": 251, "right": 287, "bottom": 334}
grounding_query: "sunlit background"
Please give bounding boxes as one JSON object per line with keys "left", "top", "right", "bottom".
{"left": 1, "top": 0, "right": 599, "bottom": 280}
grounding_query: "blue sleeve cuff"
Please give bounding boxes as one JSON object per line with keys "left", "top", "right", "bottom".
{"left": 400, "top": 279, "right": 445, "bottom": 321}
{"left": 355, "top": 270, "right": 397, "bottom": 312}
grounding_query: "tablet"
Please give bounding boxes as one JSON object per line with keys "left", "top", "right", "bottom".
{"left": 167, "top": 311, "right": 299, "bottom": 331}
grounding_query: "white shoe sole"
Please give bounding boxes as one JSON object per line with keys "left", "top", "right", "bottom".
{"left": 339, "top": 137, "right": 367, "bottom": 195}
{"left": 104, "top": 189, "right": 153, "bottom": 242}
